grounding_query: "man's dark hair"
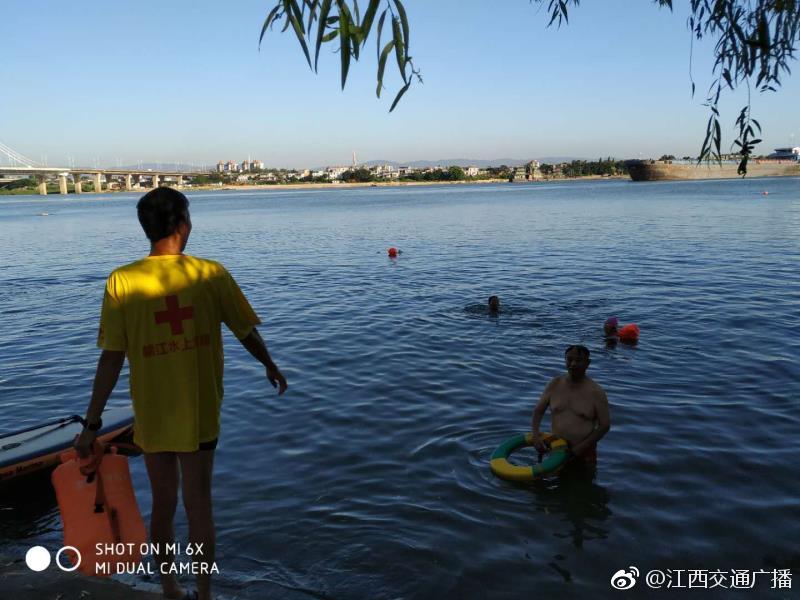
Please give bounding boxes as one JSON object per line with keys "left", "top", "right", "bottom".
{"left": 136, "top": 187, "right": 190, "bottom": 243}
{"left": 565, "top": 344, "right": 590, "bottom": 359}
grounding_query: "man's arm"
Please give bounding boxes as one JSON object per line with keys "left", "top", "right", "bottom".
{"left": 74, "top": 350, "right": 125, "bottom": 457}
{"left": 571, "top": 387, "right": 611, "bottom": 457}
{"left": 239, "top": 327, "right": 287, "bottom": 394}
{"left": 531, "top": 378, "right": 556, "bottom": 451}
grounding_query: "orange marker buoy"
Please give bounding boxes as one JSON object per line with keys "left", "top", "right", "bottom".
{"left": 618, "top": 323, "right": 640, "bottom": 343}
{"left": 388, "top": 247, "right": 398, "bottom": 258}
{"left": 51, "top": 442, "right": 147, "bottom": 576}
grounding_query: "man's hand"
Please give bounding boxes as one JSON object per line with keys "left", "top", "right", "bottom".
{"left": 239, "top": 329, "right": 287, "bottom": 395}
{"left": 266, "top": 362, "right": 287, "bottom": 395}
{"left": 74, "top": 428, "right": 97, "bottom": 458}
{"left": 531, "top": 433, "right": 546, "bottom": 453}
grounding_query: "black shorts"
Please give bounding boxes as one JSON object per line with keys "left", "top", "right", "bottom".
{"left": 198, "top": 438, "right": 218, "bottom": 451}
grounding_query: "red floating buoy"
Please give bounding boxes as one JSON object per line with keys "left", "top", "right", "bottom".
{"left": 618, "top": 323, "right": 640, "bottom": 343}
{"left": 388, "top": 247, "right": 398, "bottom": 258}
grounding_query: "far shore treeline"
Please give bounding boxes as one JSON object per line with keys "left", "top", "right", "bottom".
{"left": 0, "top": 158, "right": 636, "bottom": 195}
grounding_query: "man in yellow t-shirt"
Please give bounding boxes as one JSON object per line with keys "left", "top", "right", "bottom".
{"left": 75, "top": 187, "right": 286, "bottom": 600}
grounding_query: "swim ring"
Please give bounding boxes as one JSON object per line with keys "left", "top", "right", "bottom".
{"left": 490, "top": 432, "right": 568, "bottom": 482}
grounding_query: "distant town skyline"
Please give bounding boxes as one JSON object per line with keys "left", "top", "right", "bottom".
{"left": 2, "top": 0, "right": 798, "bottom": 169}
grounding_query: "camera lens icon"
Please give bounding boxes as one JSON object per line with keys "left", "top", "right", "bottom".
{"left": 25, "top": 546, "right": 51, "bottom": 572}
{"left": 56, "top": 546, "right": 81, "bottom": 572}
{"left": 25, "top": 546, "right": 81, "bottom": 572}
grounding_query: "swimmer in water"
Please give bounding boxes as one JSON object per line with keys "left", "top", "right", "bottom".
{"left": 603, "top": 316, "right": 619, "bottom": 340}
{"left": 488, "top": 295, "right": 500, "bottom": 313}
{"left": 531, "top": 345, "right": 611, "bottom": 466}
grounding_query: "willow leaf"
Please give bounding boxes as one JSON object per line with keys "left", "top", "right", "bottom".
{"left": 321, "top": 30, "right": 339, "bottom": 43}
{"left": 361, "top": 0, "right": 380, "bottom": 40}
{"left": 281, "top": 0, "right": 293, "bottom": 33}
{"left": 392, "top": 17, "right": 407, "bottom": 83}
{"left": 259, "top": 5, "right": 283, "bottom": 48}
{"left": 340, "top": 2, "right": 359, "bottom": 61}
{"left": 289, "top": 0, "right": 305, "bottom": 28}
{"left": 394, "top": 0, "right": 410, "bottom": 58}
{"left": 560, "top": 1, "right": 569, "bottom": 24}
{"left": 340, "top": 6, "right": 351, "bottom": 88}
{"left": 376, "top": 39, "right": 395, "bottom": 97}
{"left": 737, "top": 155, "right": 748, "bottom": 176}
{"left": 389, "top": 81, "right": 411, "bottom": 112}
{"left": 376, "top": 10, "right": 388, "bottom": 62}
{"left": 314, "top": 0, "right": 333, "bottom": 70}
{"left": 306, "top": 0, "right": 318, "bottom": 34}
{"left": 289, "top": 12, "right": 312, "bottom": 68}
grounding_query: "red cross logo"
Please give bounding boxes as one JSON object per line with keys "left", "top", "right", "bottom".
{"left": 154, "top": 295, "right": 194, "bottom": 335}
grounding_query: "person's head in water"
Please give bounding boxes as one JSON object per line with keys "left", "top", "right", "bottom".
{"left": 488, "top": 295, "right": 500, "bottom": 312}
{"left": 137, "top": 187, "right": 192, "bottom": 251}
{"left": 564, "top": 345, "right": 591, "bottom": 381}
{"left": 603, "top": 316, "right": 619, "bottom": 338}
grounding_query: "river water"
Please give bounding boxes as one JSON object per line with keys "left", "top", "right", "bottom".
{"left": 1, "top": 179, "right": 799, "bottom": 599}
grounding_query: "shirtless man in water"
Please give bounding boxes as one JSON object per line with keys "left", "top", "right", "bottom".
{"left": 531, "top": 345, "right": 610, "bottom": 464}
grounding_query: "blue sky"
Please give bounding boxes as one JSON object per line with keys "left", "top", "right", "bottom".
{"left": 1, "top": 0, "right": 798, "bottom": 168}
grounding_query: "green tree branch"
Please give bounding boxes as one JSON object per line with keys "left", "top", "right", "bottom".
{"left": 259, "top": 0, "right": 799, "bottom": 173}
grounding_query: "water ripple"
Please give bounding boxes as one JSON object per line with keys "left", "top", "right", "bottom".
{"left": 1, "top": 179, "right": 799, "bottom": 598}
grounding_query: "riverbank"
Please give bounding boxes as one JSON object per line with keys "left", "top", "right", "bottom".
{"left": 0, "top": 175, "right": 630, "bottom": 196}
{"left": 194, "top": 174, "right": 627, "bottom": 193}
{"left": 0, "top": 554, "right": 161, "bottom": 600}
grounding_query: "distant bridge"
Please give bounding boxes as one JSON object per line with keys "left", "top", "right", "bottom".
{"left": 0, "top": 141, "right": 208, "bottom": 195}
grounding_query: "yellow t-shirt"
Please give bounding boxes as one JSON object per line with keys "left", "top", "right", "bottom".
{"left": 97, "top": 254, "right": 260, "bottom": 453}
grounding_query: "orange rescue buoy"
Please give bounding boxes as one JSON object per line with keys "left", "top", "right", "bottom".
{"left": 388, "top": 247, "right": 398, "bottom": 258}
{"left": 618, "top": 323, "right": 640, "bottom": 343}
{"left": 51, "top": 442, "right": 147, "bottom": 576}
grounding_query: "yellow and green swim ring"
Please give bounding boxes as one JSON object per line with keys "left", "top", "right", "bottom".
{"left": 490, "top": 432, "right": 569, "bottom": 482}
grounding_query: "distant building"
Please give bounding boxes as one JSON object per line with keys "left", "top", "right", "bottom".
{"left": 511, "top": 166, "right": 527, "bottom": 181}
{"left": 464, "top": 166, "right": 479, "bottom": 177}
{"left": 422, "top": 166, "right": 443, "bottom": 174}
{"left": 371, "top": 164, "right": 399, "bottom": 179}
{"left": 525, "top": 160, "right": 541, "bottom": 180}
{"left": 367, "top": 164, "right": 399, "bottom": 178}
{"left": 252, "top": 159, "right": 264, "bottom": 170}
{"left": 767, "top": 147, "right": 800, "bottom": 161}
{"left": 326, "top": 166, "right": 349, "bottom": 179}
{"left": 242, "top": 159, "right": 250, "bottom": 171}
{"left": 217, "top": 161, "right": 225, "bottom": 173}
